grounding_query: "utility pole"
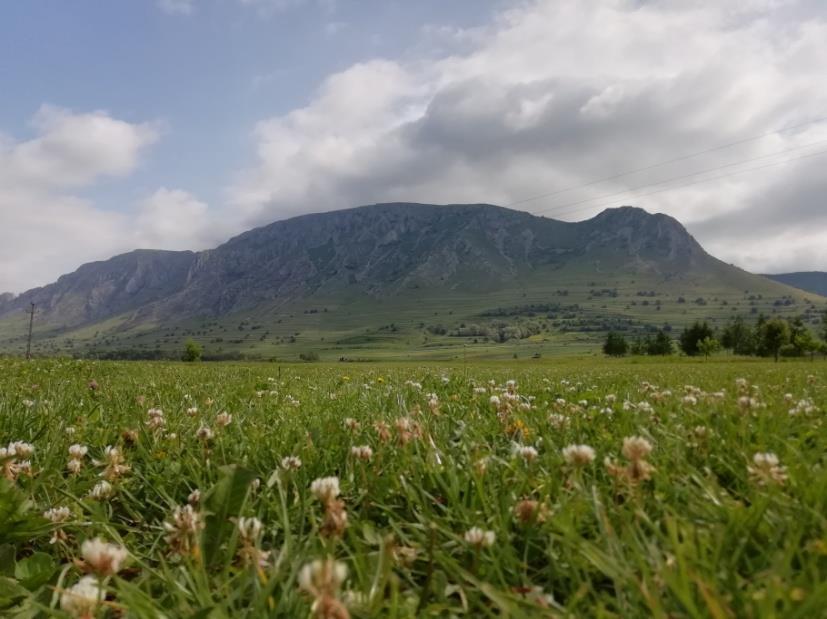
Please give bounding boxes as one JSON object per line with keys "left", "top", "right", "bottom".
{"left": 25, "top": 303, "right": 35, "bottom": 360}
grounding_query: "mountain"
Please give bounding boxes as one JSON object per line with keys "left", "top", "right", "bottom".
{"left": 1, "top": 203, "right": 823, "bottom": 360}
{"left": 764, "top": 272, "right": 827, "bottom": 298}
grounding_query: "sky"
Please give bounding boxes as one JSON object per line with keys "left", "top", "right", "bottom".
{"left": 1, "top": 0, "right": 827, "bottom": 293}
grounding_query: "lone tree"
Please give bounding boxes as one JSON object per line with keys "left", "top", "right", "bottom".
{"left": 603, "top": 332, "right": 628, "bottom": 357}
{"left": 698, "top": 336, "right": 721, "bottom": 358}
{"left": 182, "top": 339, "right": 202, "bottom": 362}
{"left": 680, "top": 321, "right": 714, "bottom": 356}
{"left": 758, "top": 318, "right": 790, "bottom": 362}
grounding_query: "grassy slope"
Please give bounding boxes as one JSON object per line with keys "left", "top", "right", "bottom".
{"left": 4, "top": 259, "right": 825, "bottom": 360}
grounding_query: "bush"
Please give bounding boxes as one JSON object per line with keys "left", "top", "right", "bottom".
{"left": 182, "top": 340, "right": 202, "bottom": 362}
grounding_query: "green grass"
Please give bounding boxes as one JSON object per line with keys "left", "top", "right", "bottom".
{"left": 0, "top": 357, "right": 825, "bottom": 617}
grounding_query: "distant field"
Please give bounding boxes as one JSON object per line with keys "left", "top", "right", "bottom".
{"left": 1, "top": 357, "right": 825, "bottom": 616}
{"left": 5, "top": 261, "right": 825, "bottom": 361}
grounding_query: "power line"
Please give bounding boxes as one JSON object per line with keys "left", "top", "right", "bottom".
{"left": 530, "top": 136, "right": 827, "bottom": 218}
{"left": 539, "top": 145, "right": 827, "bottom": 222}
{"left": 504, "top": 113, "right": 827, "bottom": 209}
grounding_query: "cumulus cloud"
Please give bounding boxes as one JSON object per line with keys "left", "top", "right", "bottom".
{"left": 228, "top": 0, "right": 827, "bottom": 273}
{"left": 0, "top": 107, "right": 214, "bottom": 292}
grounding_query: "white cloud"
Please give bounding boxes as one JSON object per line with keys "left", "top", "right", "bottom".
{"left": 158, "top": 0, "right": 195, "bottom": 16}
{"left": 0, "top": 107, "right": 213, "bottom": 293}
{"left": 228, "top": 0, "right": 827, "bottom": 273}
{"left": 133, "top": 188, "right": 216, "bottom": 250}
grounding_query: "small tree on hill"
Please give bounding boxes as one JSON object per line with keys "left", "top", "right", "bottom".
{"left": 680, "top": 321, "right": 714, "bottom": 356}
{"left": 758, "top": 318, "right": 790, "bottom": 362}
{"left": 603, "top": 332, "right": 628, "bottom": 357}
{"left": 182, "top": 339, "right": 202, "bottom": 362}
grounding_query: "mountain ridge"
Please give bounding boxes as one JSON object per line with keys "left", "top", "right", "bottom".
{"left": 764, "top": 271, "right": 827, "bottom": 297}
{"left": 1, "top": 202, "right": 822, "bottom": 359}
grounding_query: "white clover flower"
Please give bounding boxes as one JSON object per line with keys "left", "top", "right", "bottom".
{"left": 68, "top": 444, "right": 88, "bottom": 459}
{"left": 196, "top": 426, "right": 214, "bottom": 441}
{"left": 622, "top": 436, "right": 653, "bottom": 461}
{"left": 44, "top": 506, "right": 71, "bottom": 523}
{"left": 350, "top": 445, "right": 373, "bottom": 461}
{"left": 298, "top": 557, "right": 348, "bottom": 595}
{"left": 513, "top": 444, "right": 539, "bottom": 463}
{"left": 236, "top": 516, "right": 263, "bottom": 543}
{"left": 464, "top": 527, "right": 496, "bottom": 548}
{"left": 281, "top": 455, "right": 303, "bottom": 470}
{"left": 562, "top": 444, "right": 596, "bottom": 466}
{"left": 186, "top": 407, "right": 199, "bottom": 417}
{"left": 9, "top": 441, "right": 34, "bottom": 459}
{"left": 81, "top": 537, "right": 128, "bottom": 576}
{"left": 216, "top": 411, "right": 233, "bottom": 427}
{"left": 88, "top": 480, "right": 113, "bottom": 500}
{"left": 60, "top": 576, "right": 102, "bottom": 618}
{"left": 489, "top": 395, "right": 501, "bottom": 407}
{"left": 67, "top": 458, "right": 83, "bottom": 475}
{"left": 310, "top": 476, "right": 341, "bottom": 503}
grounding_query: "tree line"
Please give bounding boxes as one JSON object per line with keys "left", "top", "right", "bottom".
{"left": 604, "top": 311, "right": 827, "bottom": 360}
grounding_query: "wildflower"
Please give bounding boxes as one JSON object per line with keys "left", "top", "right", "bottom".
{"left": 236, "top": 516, "right": 263, "bottom": 544}
{"left": 69, "top": 444, "right": 88, "bottom": 459}
{"left": 682, "top": 395, "right": 697, "bottom": 407}
{"left": 96, "top": 446, "right": 130, "bottom": 480}
{"left": 196, "top": 426, "right": 214, "bottom": 442}
{"left": 343, "top": 418, "right": 360, "bottom": 432}
{"left": 513, "top": 444, "right": 539, "bottom": 463}
{"left": 606, "top": 436, "right": 655, "bottom": 484}
{"left": 164, "top": 504, "right": 203, "bottom": 555}
{"left": 562, "top": 444, "right": 596, "bottom": 466}
{"left": 44, "top": 506, "right": 72, "bottom": 523}
{"left": 373, "top": 421, "right": 391, "bottom": 443}
{"left": 489, "top": 395, "right": 501, "bottom": 408}
{"left": 186, "top": 407, "right": 199, "bottom": 417}
{"left": 281, "top": 455, "right": 303, "bottom": 471}
{"left": 310, "top": 477, "right": 341, "bottom": 503}
{"left": 513, "top": 499, "right": 549, "bottom": 525}
{"left": 350, "top": 445, "right": 373, "bottom": 461}
{"left": 622, "top": 436, "right": 653, "bottom": 461}
{"left": 298, "top": 558, "right": 349, "bottom": 619}
{"left": 80, "top": 537, "right": 128, "bottom": 576}
{"left": 310, "top": 477, "right": 348, "bottom": 538}
{"left": 748, "top": 452, "right": 787, "bottom": 486}
{"left": 60, "top": 575, "right": 102, "bottom": 618}
{"left": 215, "top": 411, "right": 233, "bottom": 428}
{"left": 10, "top": 441, "right": 34, "bottom": 459}
{"left": 146, "top": 408, "right": 165, "bottom": 431}
{"left": 67, "top": 459, "right": 83, "bottom": 475}
{"left": 464, "top": 527, "right": 496, "bottom": 548}
{"left": 187, "top": 488, "right": 201, "bottom": 506}
{"left": 548, "top": 413, "right": 568, "bottom": 429}
{"left": 88, "top": 480, "right": 113, "bottom": 500}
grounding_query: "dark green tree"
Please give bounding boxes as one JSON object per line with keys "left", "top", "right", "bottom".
{"left": 680, "top": 321, "right": 714, "bottom": 356}
{"left": 603, "top": 332, "right": 628, "bottom": 357}
{"left": 182, "top": 339, "right": 202, "bottom": 362}
{"left": 757, "top": 318, "right": 790, "bottom": 362}
{"left": 647, "top": 330, "right": 674, "bottom": 355}
{"left": 721, "top": 316, "right": 756, "bottom": 355}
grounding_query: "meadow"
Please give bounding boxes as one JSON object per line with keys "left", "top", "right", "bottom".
{"left": 0, "top": 357, "right": 825, "bottom": 617}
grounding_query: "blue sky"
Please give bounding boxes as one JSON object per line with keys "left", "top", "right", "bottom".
{"left": 0, "top": 0, "right": 500, "bottom": 210}
{"left": 2, "top": 0, "right": 827, "bottom": 292}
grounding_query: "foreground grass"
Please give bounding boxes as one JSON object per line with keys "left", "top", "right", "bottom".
{"left": 0, "top": 358, "right": 825, "bottom": 617}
